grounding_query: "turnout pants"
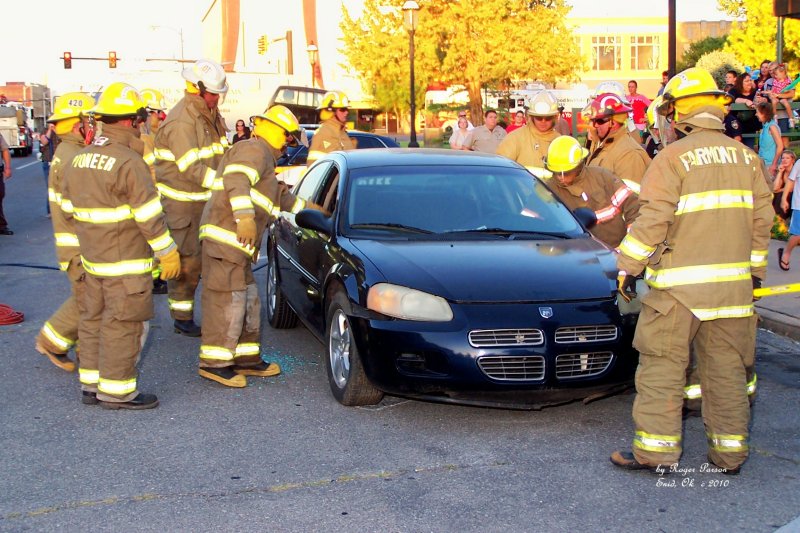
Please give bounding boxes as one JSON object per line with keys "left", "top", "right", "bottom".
{"left": 631, "top": 290, "right": 753, "bottom": 470}
{"left": 36, "top": 258, "right": 85, "bottom": 355}
{"left": 164, "top": 200, "right": 205, "bottom": 321}
{"left": 199, "top": 253, "right": 262, "bottom": 369}
{"left": 77, "top": 274, "right": 152, "bottom": 402}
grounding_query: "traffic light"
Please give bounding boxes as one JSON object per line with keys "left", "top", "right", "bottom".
{"left": 257, "top": 35, "right": 267, "bottom": 55}
{"left": 109, "top": 51, "right": 117, "bottom": 68}
{"left": 63, "top": 52, "right": 72, "bottom": 69}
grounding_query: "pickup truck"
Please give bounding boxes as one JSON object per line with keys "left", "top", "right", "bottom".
{"left": 0, "top": 106, "right": 34, "bottom": 156}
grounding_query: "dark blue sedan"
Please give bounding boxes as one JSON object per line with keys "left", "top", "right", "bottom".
{"left": 266, "top": 149, "right": 637, "bottom": 409}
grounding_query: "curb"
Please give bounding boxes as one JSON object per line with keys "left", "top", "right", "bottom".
{"left": 756, "top": 307, "right": 800, "bottom": 343}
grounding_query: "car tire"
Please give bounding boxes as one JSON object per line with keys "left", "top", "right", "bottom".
{"left": 325, "top": 292, "right": 384, "bottom": 406}
{"left": 266, "top": 246, "right": 298, "bottom": 329}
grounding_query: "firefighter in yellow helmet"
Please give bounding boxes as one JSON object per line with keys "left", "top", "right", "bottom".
{"left": 611, "top": 68, "right": 773, "bottom": 474}
{"left": 307, "top": 90, "right": 355, "bottom": 165}
{"left": 154, "top": 59, "right": 230, "bottom": 337}
{"left": 496, "top": 90, "right": 562, "bottom": 175}
{"left": 139, "top": 88, "right": 169, "bottom": 294}
{"left": 35, "top": 92, "right": 95, "bottom": 372}
{"left": 584, "top": 93, "right": 651, "bottom": 195}
{"left": 60, "top": 82, "right": 181, "bottom": 409}
{"left": 197, "top": 105, "right": 323, "bottom": 387}
{"left": 543, "top": 135, "right": 639, "bottom": 248}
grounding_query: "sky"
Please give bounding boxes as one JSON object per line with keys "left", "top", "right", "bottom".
{"left": 5, "top": 0, "right": 734, "bottom": 86}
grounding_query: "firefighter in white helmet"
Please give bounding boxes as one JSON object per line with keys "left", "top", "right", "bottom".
{"left": 611, "top": 68, "right": 773, "bottom": 474}
{"left": 60, "top": 82, "right": 181, "bottom": 409}
{"left": 307, "top": 90, "right": 355, "bottom": 165}
{"left": 544, "top": 135, "right": 639, "bottom": 248}
{"left": 584, "top": 93, "right": 651, "bottom": 195}
{"left": 153, "top": 59, "right": 230, "bottom": 337}
{"left": 197, "top": 105, "right": 324, "bottom": 387}
{"left": 35, "top": 92, "right": 95, "bottom": 372}
{"left": 496, "top": 90, "right": 562, "bottom": 175}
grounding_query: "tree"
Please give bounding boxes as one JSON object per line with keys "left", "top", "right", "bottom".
{"left": 719, "top": 0, "right": 800, "bottom": 72}
{"left": 341, "top": 0, "right": 583, "bottom": 126}
{"left": 695, "top": 50, "right": 744, "bottom": 88}
{"left": 677, "top": 36, "right": 727, "bottom": 72}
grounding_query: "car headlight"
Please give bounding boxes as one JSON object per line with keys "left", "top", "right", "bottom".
{"left": 367, "top": 283, "right": 453, "bottom": 322}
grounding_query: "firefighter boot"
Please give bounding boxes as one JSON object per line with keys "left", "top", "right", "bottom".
{"left": 99, "top": 393, "right": 159, "bottom": 410}
{"left": 35, "top": 342, "right": 76, "bottom": 372}
{"left": 199, "top": 367, "right": 247, "bottom": 388}
{"left": 234, "top": 361, "right": 281, "bottom": 377}
{"left": 174, "top": 319, "right": 201, "bottom": 337}
{"left": 610, "top": 450, "right": 670, "bottom": 474}
{"left": 82, "top": 391, "right": 98, "bottom": 405}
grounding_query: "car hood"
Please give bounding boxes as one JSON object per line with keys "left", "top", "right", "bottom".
{"left": 350, "top": 237, "right": 617, "bottom": 303}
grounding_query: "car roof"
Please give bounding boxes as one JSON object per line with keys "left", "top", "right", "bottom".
{"left": 335, "top": 148, "right": 524, "bottom": 170}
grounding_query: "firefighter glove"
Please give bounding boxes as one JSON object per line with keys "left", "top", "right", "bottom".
{"left": 159, "top": 248, "right": 181, "bottom": 280}
{"left": 236, "top": 215, "right": 257, "bottom": 249}
{"left": 617, "top": 272, "right": 638, "bottom": 303}
{"left": 752, "top": 275, "right": 762, "bottom": 301}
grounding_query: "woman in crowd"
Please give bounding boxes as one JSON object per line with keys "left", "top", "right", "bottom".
{"left": 730, "top": 72, "right": 761, "bottom": 149}
{"left": 756, "top": 100, "right": 782, "bottom": 177}
{"left": 232, "top": 120, "right": 251, "bottom": 143}
{"left": 449, "top": 117, "right": 470, "bottom": 150}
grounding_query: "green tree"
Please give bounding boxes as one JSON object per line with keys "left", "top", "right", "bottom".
{"left": 719, "top": 0, "right": 800, "bottom": 72}
{"left": 677, "top": 36, "right": 727, "bottom": 72}
{"left": 341, "top": 0, "right": 583, "bottom": 126}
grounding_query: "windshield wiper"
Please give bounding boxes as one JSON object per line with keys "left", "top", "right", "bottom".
{"left": 446, "top": 228, "right": 570, "bottom": 239}
{"left": 350, "top": 223, "right": 434, "bottom": 234}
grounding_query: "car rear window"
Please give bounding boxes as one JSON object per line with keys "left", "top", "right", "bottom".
{"left": 345, "top": 166, "right": 584, "bottom": 237}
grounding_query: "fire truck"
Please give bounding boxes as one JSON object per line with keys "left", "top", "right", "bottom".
{"left": 0, "top": 104, "right": 34, "bottom": 156}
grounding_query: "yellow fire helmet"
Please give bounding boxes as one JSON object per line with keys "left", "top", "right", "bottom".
{"left": 544, "top": 135, "right": 589, "bottom": 173}
{"left": 48, "top": 92, "right": 95, "bottom": 123}
{"left": 140, "top": 88, "right": 167, "bottom": 111}
{"left": 91, "top": 82, "right": 147, "bottom": 118}
{"left": 657, "top": 67, "right": 732, "bottom": 118}
{"left": 251, "top": 104, "right": 303, "bottom": 150}
{"left": 646, "top": 95, "right": 663, "bottom": 129}
{"left": 527, "top": 90, "right": 559, "bottom": 117}
{"left": 318, "top": 90, "right": 349, "bottom": 121}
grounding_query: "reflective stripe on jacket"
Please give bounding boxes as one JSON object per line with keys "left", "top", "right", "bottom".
{"left": 61, "top": 124, "right": 176, "bottom": 278}
{"left": 617, "top": 126, "right": 773, "bottom": 321}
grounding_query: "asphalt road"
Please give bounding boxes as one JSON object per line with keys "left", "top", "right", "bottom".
{"left": 1, "top": 149, "right": 799, "bottom": 532}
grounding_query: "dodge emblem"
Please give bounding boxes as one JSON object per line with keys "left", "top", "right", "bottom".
{"left": 539, "top": 307, "right": 553, "bottom": 319}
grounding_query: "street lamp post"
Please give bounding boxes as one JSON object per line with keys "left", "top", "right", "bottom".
{"left": 402, "top": 1, "right": 420, "bottom": 148}
{"left": 306, "top": 43, "right": 319, "bottom": 89}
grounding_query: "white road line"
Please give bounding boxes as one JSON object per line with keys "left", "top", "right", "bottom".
{"left": 17, "top": 161, "right": 40, "bottom": 170}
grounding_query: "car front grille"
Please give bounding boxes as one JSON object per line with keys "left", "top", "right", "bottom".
{"left": 554, "top": 325, "right": 618, "bottom": 344}
{"left": 477, "top": 355, "right": 546, "bottom": 381}
{"left": 555, "top": 352, "right": 614, "bottom": 379}
{"left": 469, "top": 329, "right": 544, "bottom": 348}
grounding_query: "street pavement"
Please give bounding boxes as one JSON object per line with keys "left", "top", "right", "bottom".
{"left": 0, "top": 149, "right": 799, "bottom": 532}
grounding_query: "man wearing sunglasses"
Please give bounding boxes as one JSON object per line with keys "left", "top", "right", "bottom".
{"left": 496, "top": 90, "right": 562, "bottom": 175}
{"left": 308, "top": 90, "right": 355, "bottom": 166}
{"left": 584, "top": 93, "right": 650, "bottom": 194}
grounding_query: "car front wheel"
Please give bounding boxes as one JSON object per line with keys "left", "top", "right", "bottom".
{"left": 325, "top": 292, "right": 384, "bottom": 406}
{"left": 266, "top": 246, "right": 298, "bottom": 329}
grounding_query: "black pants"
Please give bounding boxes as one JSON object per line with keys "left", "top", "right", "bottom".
{"left": 0, "top": 167, "right": 7, "bottom": 229}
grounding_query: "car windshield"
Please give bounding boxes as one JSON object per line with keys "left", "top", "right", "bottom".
{"left": 345, "top": 165, "right": 584, "bottom": 238}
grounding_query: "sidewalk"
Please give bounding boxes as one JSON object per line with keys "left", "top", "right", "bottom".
{"left": 755, "top": 239, "right": 800, "bottom": 342}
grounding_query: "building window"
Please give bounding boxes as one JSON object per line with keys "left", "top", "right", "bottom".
{"left": 592, "top": 36, "right": 622, "bottom": 71}
{"left": 630, "top": 35, "right": 660, "bottom": 71}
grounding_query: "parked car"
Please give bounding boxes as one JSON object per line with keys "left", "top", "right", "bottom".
{"left": 266, "top": 149, "right": 638, "bottom": 409}
{"left": 275, "top": 130, "right": 400, "bottom": 186}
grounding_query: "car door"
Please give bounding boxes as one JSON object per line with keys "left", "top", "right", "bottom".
{"left": 277, "top": 160, "right": 341, "bottom": 332}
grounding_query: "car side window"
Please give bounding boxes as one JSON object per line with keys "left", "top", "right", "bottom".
{"left": 294, "top": 161, "right": 332, "bottom": 201}
{"left": 351, "top": 135, "right": 383, "bottom": 149}
{"left": 318, "top": 167, "right": 340, "bottom": 213}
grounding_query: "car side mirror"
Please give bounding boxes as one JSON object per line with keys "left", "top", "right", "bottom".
{"left": 573, "top": 207, "right": 597, "bottom": 230}
{"left": 296, "top": 208, "right": 333, "bottom": 235}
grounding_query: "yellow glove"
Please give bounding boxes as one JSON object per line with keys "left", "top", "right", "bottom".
{"left": 236, "top": 215, "right": 257, "bottom": 249}
{"left": 159, "top": 248, "right": 181, "bottom": 280}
